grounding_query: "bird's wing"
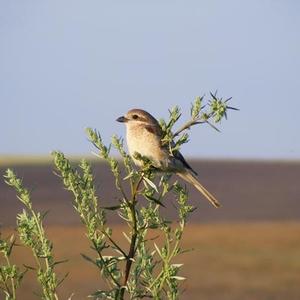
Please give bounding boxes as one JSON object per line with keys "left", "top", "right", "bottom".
{"left": 173, "top": 151, "right": 198, "bottom": 176}
{"left": 145, "top": 124, "right": 162, "bottom": 136}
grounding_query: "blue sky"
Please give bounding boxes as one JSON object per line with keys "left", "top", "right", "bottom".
{"left": 1, "top": 1, "right": 299, "bottom": 159}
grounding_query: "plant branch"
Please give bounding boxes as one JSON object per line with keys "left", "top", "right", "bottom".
{"left": 120, "top": 175, "right": 144, "bottom": 299}
{"left": 94, "top": 242, "right": 120, "bottom": 289}
{"left": 101, "top": 230, "right": 128, "bottom": 259}
{"left": 173, "top": 118, "right": 203, "bottom": 138}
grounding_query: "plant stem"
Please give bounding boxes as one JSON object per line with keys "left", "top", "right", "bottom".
{"left": 173, "top": 111, "right": 218, "bottom": 138}
{"left": 173, "top": 118, "right": 202, "bottom": 137}
{"left": 93, "top": 240, "right": 120, "bottom": 289}
{"left": 123, "top": 203, "right": 137, "bottom": 286}
{"left": 5, "top": 255, "right": 16, "bottom": 300}
{"left": 101, "top": 229, "right": 128, "bottom": 258}
{"left": 120, "top": 176, "right": 143, "bottom": 299}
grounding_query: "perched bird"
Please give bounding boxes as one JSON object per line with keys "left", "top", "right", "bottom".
{"left": 116, "top": 109, "right": 220, "bottom": 208}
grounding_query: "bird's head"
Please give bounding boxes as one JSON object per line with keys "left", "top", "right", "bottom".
{"left": 116, "top": 109, "right": 160, "bottom": 128}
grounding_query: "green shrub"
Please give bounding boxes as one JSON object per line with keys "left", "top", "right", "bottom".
{"left": 1, "top": 94, "right": 236, "bottom": 300}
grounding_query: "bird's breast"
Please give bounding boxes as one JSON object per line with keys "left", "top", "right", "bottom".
{"left": 126, "top": 125, "right": 168, "bottom": 168}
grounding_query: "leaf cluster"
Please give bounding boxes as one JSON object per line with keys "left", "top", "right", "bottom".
{"left": 56, "top": 129, "right": 197, "bottom": 299}
{"left": 0, "top": 233, "right": 26, "bottom": 300}
{"left": 160, "top": 93, "right": 238, "bottom": 156}
{"left": 3, "top": 170, "right": 66, "bottom": 300}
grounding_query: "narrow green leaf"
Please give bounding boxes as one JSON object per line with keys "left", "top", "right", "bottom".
{"left": 144, "top": 194, "right": 165, "bottom": 207}
{"left": 171, "top": 276, "right": 186, "bottom": 281}
{"left": 143, "top": 177, "right": 159, "bottom": 193}
{"left": 80, "top": 253, "right": 97, "bottom": 266}
{"left": 101, "top": 205, "right": 121, "bottom": 211}
{"left": 154, "top": 243, "right": 163, "bottom": 259}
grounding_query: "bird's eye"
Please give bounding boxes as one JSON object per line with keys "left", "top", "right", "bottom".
{"left": 132, "top": 114, "right": 139, "bottom": 120}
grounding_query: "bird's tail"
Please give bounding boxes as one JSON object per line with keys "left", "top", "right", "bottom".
{"left": 177, "top": 171, "right": 221, "bottom": 208}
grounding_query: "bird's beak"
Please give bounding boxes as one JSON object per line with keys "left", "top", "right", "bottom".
{"left": 116, "top": 116, "right": 128, "bottom": 123}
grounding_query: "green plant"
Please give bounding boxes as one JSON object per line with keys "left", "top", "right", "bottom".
{"left": 52, "top": 93, "right": 236, "bottom": 299}
{"left": 0, "top": 233, "right": 26, "bottom": 300}
{"left": 1, "top": 94, "right": 236, "bottom": 299}
{"left": 3, "top": 170, "right": 68, "bottom": 300}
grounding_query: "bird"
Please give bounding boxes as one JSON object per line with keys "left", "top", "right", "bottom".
{"left": 116, "top": 108, "right": 220, "bottom": 208}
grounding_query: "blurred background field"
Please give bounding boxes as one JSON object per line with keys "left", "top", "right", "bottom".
{"left": 2, "top": 223, "right": 300, "bottom": 300}
{"left": 1, "top": 160, "right": 299, "bottom": 225}
{"left": 1, "top": 159, "right": 300, "bottom": 299}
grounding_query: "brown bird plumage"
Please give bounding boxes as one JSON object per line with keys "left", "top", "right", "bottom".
{"left": 117, "top": 108, "right": 220, "bottom": 208}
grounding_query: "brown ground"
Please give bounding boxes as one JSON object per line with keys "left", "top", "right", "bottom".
{"left": 1, "top": 223, "right": 300, "bottom": 300}
{"left": 1, "top": 160, "right": 300, "bottom": 299}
